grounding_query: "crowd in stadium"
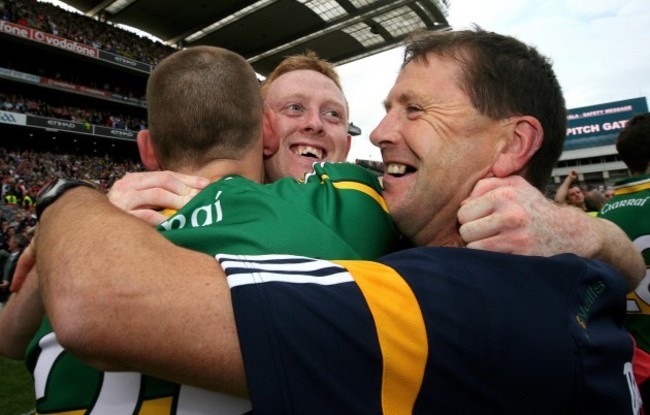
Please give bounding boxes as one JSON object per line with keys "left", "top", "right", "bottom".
{"left": 0, "top": 143, "right": 143, "bottom": 307}
{"left": 1, "top": 0, "right": 155, "bottom": 132}
{"left": 1, "top": 92, "right": 147, "bottom": 131}
{"left": 0, "top": 146, "right": 143, "bottom": 241}
{"left": 0, "top": 0, "right": 175, "bottom": 65}
{"left": 0, "top": 0, "right": 177, "bottom": 309}
{"left": 0, "top": 143, "right": 144, "bottom": 306}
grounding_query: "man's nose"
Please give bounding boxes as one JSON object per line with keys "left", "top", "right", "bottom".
{"left": 301, "top": 110, "right": 325, "bottom": 134}
{"left": 370, "top": 112, "right": 400, "bottom": 148}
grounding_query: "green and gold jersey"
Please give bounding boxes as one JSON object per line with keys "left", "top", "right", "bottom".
{"left": 26, "top": 162, "right": 400, "bottom": 414}
{"left": 158, "top": 162, "right": 399, "bottom": 259}
{"left": 598, "top": 174, "right": 650, "bottom": 351}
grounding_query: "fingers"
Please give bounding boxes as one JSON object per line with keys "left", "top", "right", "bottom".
{"left": 115, "top": 171, "right": 208, "bottom": 193}
{"left": 458, "top": 214, "right": 500, "bottom": 244}
{"left": 108, "top": 171, "right": 208, "bottom": 216}
{"left": 119, "top": 187, "right": 188, "bottom": 211}
{"left": 461, "top": 175, "right": 577, "bottom": 257}
{"left": 110, "top": 187, "right": 185, "bottom": 225}
{"left": 459, "top": 176, "right": 536, "bottom": 252}
{"left": 458, "top": 193, "right": 494, "bottom": 224}
{"left": 461, "top": 204, "right": 535, "bottom": 255}
{"left": 110, "top": 171, "right": 208, "bottom": 199}
{"left": 459, "top": 178, "right": 523, "bottom": 224}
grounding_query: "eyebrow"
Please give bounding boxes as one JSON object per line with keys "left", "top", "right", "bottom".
{"left": 383, "top": 90, "right": 420, "bottom": 111}
{"left": 275, "top": 92, "right": 306, "bottom": 102}
{"left": 277, "top": 92, "right": 345, "bottom": 108}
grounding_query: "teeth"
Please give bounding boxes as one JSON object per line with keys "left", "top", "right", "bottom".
{"left": 385, "top": 163, "right": 407, "bottom": 175}
{"left": 293, "top": 145, "right": 323, "bottom": 159}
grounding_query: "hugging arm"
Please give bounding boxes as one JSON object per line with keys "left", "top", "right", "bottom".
{"left": 459, "top": 176, "right": 644, "bottom": 290}
{"left": 36, "top": 187, "right": 247, "bottom": 396}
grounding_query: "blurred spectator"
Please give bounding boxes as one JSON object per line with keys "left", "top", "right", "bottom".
{"left": 0, "top": 231, "right": 29, "bottom": 307}
{"left": 0, "top": 216, "right": 9, "bottom": 252}
{"left": 584, "top": 189, "right": 606, "bottom": 216}
{"left": 554, "top": 170, "right": 587, "bottom": 211}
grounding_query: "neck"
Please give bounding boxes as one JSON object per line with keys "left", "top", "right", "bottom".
{"left": 410, "top": 207, "right": 465, "bottom": 248}
{"left": 175, "top": 157, "right": 264, "bottom": 184}
{"left": 173, "top": 140, "right": 265, "bottom": 184}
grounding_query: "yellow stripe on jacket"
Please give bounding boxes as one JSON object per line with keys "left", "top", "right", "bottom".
{"left": 335, "top": 260, "right": 427, "bottom": 415}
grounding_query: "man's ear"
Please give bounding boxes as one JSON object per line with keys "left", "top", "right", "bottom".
{"left": 492, "top": 116, "right": 543, "bottom": 177}
{"left": 136, "top": 129, "right": 162, "bottom": 171}
{"left": 262, "top": 111, "right": 279, "bottom": 157}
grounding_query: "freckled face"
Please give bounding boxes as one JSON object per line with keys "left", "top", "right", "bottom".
{"left": 263, "top": 70, "right": 350, "bottom": 182}
{"left": 370, "top": 55, "right": 509, "bottom": 246}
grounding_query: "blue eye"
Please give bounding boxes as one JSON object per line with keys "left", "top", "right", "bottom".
{"left": 324, "top": 110, "right": 342, "bottom": 120}
{"left": 287, "top": 104, "right": 303, "bottom": 112}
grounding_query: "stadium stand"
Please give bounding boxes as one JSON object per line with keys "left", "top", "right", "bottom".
{"left": 0, "top": 0, "right": 164, "bottom": 165}
{"left": 0, "top": 0, "right": 382, "bottom": 196}
{"left": 0, "top": 0, "right": 159, "bottom": 233}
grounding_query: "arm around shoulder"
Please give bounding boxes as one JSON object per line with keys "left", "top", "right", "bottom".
{"left": 520, "top": 199, "right": 644, "bottom": 290}
{"left": 458, "top": 176, "right": 644, "bottom": 289}
{"left": 551, "top": 203, "right": 644, "bottom": 290}
{"left": 587, "top": 214, "right": 645, "bottom": 290}
{"left": 35, "top": 187, "right": 248, "bottom": 395}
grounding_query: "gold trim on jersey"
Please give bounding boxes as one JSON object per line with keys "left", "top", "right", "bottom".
{"left": 336, "top": 260, "right": 427, "bottom": 415}
{"left": 615, "top": 181, "right": 650, "bottom": 195}
{"left": 328, "top": 179, "right": 389, "bottom": 212}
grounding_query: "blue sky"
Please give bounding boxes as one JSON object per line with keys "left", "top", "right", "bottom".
{"left": 340, "top": 0, "right": 650, "bottom": 161}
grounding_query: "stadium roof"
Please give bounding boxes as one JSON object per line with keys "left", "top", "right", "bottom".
{"left": 57, "top": 0, "right": 450, "bottom": 76}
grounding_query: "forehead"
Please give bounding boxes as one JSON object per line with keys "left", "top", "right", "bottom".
{"left": 266, "top": 69, "right": 346, "bottom": 105}
{"left": 386, "top": 55, "right": 467, "bottom": 105}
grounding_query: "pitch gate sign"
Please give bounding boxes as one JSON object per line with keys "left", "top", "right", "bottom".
{"left": 565, "top": 97, "right": 648, "bottom": 150}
